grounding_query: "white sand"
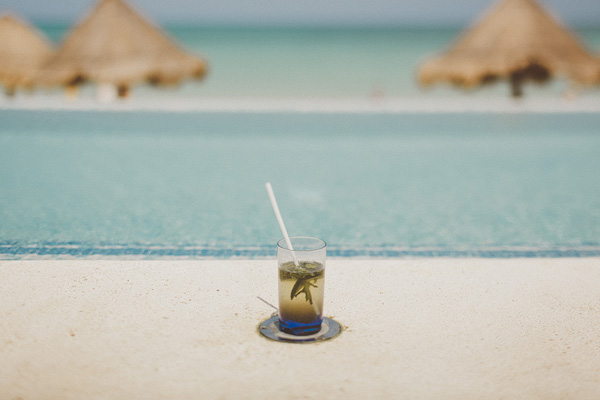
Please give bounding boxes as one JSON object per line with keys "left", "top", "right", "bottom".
{"left": 1, "top": 258, "right": 599, "bottom": 399}
{"left": 2, "top": 94, "right": 600, "bottom": 113}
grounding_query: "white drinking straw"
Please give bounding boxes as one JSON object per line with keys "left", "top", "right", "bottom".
{"left": 265, "top": 182, "right": 299, "bottom": 266}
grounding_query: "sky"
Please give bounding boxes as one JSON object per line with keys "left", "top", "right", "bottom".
{"left": 2, "top": 0, "right": 600, "bottom": 27}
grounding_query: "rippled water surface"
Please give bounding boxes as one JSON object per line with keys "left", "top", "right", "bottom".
{"left": 1, "top": 110, "right": 599, "bottom": 257}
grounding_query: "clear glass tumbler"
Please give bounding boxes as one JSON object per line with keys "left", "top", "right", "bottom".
{"left": 277, "top": 237, "right": 326, "bottom": 336}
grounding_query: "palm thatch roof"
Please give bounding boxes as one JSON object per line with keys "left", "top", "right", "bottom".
{"left": 0, "top": 14, "right": 54, "bottom": 94}
{"left": 417, "top": 0, "right": 600, "bottom": 96}
{"left": 39, "top": 0, "right": 207, "bottom": 88}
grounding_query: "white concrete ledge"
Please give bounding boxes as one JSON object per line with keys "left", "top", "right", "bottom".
{"left": 1, "top": 259, "right": 599, "bottom": 399}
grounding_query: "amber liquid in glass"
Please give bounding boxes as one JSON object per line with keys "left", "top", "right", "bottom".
{"left": 278, "top": 261, "right": 325, "bottom": 335}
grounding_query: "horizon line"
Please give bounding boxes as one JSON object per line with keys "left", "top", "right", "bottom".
{"left": 27, "top": 20, "right": 600, "bottom": 30}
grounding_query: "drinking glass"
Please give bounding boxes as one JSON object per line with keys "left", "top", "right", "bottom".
{"left": 277, "top": 237, "right": 326, "bottom": 336}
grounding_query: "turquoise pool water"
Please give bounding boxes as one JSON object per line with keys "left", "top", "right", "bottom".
{"left": 1, "top": 110, "right": 599, "bottom": 258}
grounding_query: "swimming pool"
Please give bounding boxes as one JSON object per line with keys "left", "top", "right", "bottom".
{"left": 1, "top": 110, "right": 599, "bottom": 258}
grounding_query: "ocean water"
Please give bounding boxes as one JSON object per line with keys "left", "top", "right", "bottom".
{"left": 38, "top": 25, "right": 600, "bottom": 98}
{"left": 1, "top": 110, "right": 599, "bottom": 258}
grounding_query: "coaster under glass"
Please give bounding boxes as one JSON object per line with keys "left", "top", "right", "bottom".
{"left": 258, "top": 314, "right": 342, "bottom": 343}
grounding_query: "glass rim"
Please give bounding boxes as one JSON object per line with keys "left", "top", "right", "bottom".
{"left": 277, "top": 236, "right": 326, "bottom": 252}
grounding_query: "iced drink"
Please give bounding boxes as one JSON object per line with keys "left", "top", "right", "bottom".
{"left": 278, "top": 261, "right": 325, "bottom": 335}
{"left": 277, "top": 237, "right": 326, "bottom": 336}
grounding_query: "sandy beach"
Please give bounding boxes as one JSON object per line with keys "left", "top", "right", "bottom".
{"left": 2, "top": 94, "right": 600, "bottom": 113}
{"left": 1, "top": 258, "right": 599, "bottom": 399}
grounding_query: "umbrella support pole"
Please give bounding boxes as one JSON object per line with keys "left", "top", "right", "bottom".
{"left": 509, "top": 74, "right": 523, "bottom": 98}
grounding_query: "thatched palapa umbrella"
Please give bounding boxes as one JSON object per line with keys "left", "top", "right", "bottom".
{"left": 417, "top": 0, "right": 600, "bottom": 97}
{"left": 40, "top": 0, "right": 207, "bottom": 97}
{"left": 0, "top": 14, "right": 54, "bottom": 96}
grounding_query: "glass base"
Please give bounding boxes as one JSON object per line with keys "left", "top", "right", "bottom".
{"left": 278, "top": 318, "right": 322, "bottom": 336}
{"left": 258, "top": 314, "right": 342, "bottom": 343}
